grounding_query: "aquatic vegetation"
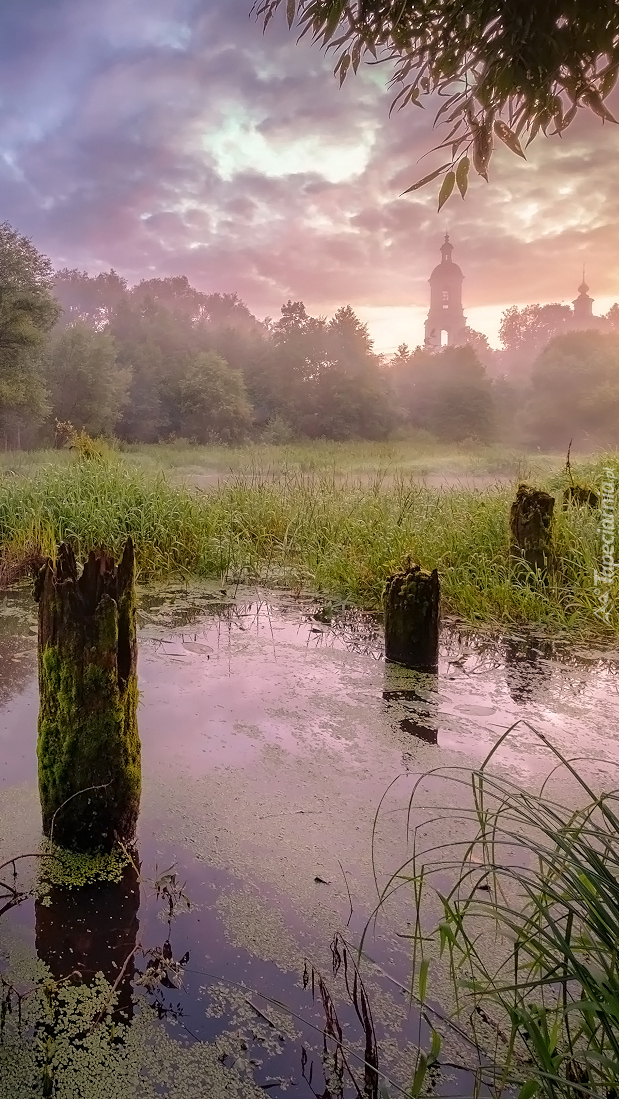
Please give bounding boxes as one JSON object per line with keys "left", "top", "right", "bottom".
{"left": 375, "top": 727, "right": 619, "bottom": 1098}
{"left": 0, "top": 963, "right": 269, "bottom": 1098}
{"left": 0, "top": 450, "right": 616, "bottom": 636}
{"left": 37, "top": 841, "right": 130, "bottom": 890}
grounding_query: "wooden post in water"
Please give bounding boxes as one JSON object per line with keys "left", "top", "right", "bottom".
{"left": 509, "top": 483, "right": 555, "bottom": 575}
{"left": 34, "top": 539, "right": 141, "bottom": 852}
{"left": 383, "top": 562, "right": 439, "bottom": 671}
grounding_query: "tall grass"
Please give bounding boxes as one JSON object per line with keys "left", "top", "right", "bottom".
{"left": 0, "top": 455, "right": 617, "bottom": 636}
{"left": 377, "top": 729, "right": 619, "bottom": 1098}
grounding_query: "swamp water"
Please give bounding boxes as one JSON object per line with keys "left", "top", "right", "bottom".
{"left": 1, "top": 583, "right": 618, "bottom": 1097}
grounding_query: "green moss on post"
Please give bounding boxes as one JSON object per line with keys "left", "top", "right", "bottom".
{"left": 562, "top": 484, "right": 599, "bottom": 509}
{"left": 383, "top": 561, "right": 439, "bottom": 671}
{"left": 509, "top": 483, "right": 555, "bottom": 576}
{"left": 35, "top": 539, "right": 141, "bottom": 852}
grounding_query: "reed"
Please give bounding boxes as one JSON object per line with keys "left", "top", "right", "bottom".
{"left": 0, "top": 453, "right": 616, "bottom": 637}
{"left": 375, "top": 728, "right": 619, "bottom": 1098}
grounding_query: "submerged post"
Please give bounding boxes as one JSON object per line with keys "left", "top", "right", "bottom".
{"left": 383, "top": 562, "right": 439, "bottom": 671}
{"left": 34, "top": 540, "right": 141, "bottom": 852}
{"left": 509, "top": 483, "right": 555, "bottom": 575}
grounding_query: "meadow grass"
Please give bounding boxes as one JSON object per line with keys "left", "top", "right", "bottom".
{"left": 0, "top": 436, "right": 564, "bottom": 484}
{"left": 0, "top": 447, "right": 617, "bottom": 638}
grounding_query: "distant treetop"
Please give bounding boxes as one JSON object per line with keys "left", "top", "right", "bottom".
{"left": 254, "top": 0, "right": 619, "bottom": 206}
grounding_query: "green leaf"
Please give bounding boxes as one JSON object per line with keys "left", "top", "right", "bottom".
{"left": 286, "top": 0, "right": 295, "bottom": 29}
{"left": 321, "top": 1, "right": 346, "bottom": 45}
{"left": 582, "top": 88, "right": 618, "bottom": 124}
{"left": 517, "top": 1080, "right": 539, "bottom": 1099}
{"left": 410, "top": 1054, "right": 427, "bottom": 1098}
{"left": 428, "top": 1028, "right": 442, "bottom": 1065}
{"left": 455, "top": 156, "right": 469, "bottom": 198}
{"left": 418, "top": 957, "right": 430, "bottom": 1002}
{"left": 401, "top": 162, "right": 451, "bottom": 195}
{"left": 336, "top": 53, "right": 351, "bottom": 86}
{"left": 494, "top": 120, "right": 526, "bottom": 159}
{"left": 437, "top": 170, "right": 455, "bottom": 211}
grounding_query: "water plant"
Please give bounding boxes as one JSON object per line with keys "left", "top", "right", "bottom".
{"left": 370, "top": 726, "right": 619, "bottom": 1098}
{"left": 0, "top": 451, "right": 616, "bottom": 637}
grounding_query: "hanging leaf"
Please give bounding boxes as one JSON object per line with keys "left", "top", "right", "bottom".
{"left": 494, "top": 119, "right": 526, "bottom": 159}
{"left": 286, "top": 0, "right": 295, "bottom": 29}
{"left": 582, "top": 88, "right": 618, "bottom": 123}
{"left": 402, "top": 162, "right": 451, "bottom": 195}
{"left": 561, "top": 103, "right": 578, "bottom": 131}
{"left": 456, "top": 156, "right": 470, "bottom": 198}
{"left": 336, "top": 53, "right": 351, "bottom": 86}
{"left": 601, "top": 61, "right": 619, "bottom": 99}
{"left": 321, "top": 1, "right": 346, "bottom": 46}
{"left": 437, "top": 170, "right": 456, "bottom": 211}
{"left": 473, "top": 120, "right": 493, "bottom": 179}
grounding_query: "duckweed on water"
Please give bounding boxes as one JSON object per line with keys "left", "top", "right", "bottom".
{"left": 38, "top": 842, "right": 130, "bottom": 891}
{"left": 0, "top": 969, "right": 268, "bottom": 1098}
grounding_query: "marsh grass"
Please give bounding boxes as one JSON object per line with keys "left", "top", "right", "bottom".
{"left": 0, "top": 451, "right": 617, "bottom": 637}
{"left": 375, "top": 728, "right": 619, "bottom": 1098}
{"left": 0, "top": 437, "right": 561, "bottom": 482}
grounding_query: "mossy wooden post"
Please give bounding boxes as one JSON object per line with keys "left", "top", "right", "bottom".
{"left": 383, "top": 562, "right": 439, "bottom": 671}
{"left": 509, "top": 483, "right": 555, "bottom": 575}
{"left": 562, "top": 484, "right": 599, "bottom": 509}
{"left": 35, "top": 539, "right": 141, "bottom": 852}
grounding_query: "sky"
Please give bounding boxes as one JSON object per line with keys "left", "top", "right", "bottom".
{"left": 2, "top": 0, "right": 619, "bottom": 352}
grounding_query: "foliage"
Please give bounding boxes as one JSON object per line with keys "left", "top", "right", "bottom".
{"left": 386, "top": 728, "right": 619, "bottom": 1099}
{"left": 43, "top": 323, "right": 131, "bottom": 437}
{"left": 523, "top": 331, "right": 619, "bottom": 447}
{"left": 165, "top": 350, "right": 253, "bottom": 444}
{"left": 254, "top": 0, "right": 619, "bottom": 201}
{"left": 391, "top": 344, "right": 495, "bottom": 442}
{"left": 38, "top": 841, "right": 130, "bottom": 890}
{"left": 54, "top": 420, "right": 114, "bottom": 461}
{"left": 499, "top": 304, "right": 574, "bottom": 363}
{"left": 0, "top": 223, "right": 60, "bottom": 445}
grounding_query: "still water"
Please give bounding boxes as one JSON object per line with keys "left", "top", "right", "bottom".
{"left": 1, "top": 582, "right": 618, "bottom": 1097}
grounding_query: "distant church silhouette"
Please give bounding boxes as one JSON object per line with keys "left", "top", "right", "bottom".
{"left": 423, "top": 236, "right": 606, "bottom": 348}
{"left": 424, "top": 234, "right": 467, "bottom": 348}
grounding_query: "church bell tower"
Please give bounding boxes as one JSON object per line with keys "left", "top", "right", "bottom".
{"left": 424, "top": 234, "right": 467, "bottom": 348}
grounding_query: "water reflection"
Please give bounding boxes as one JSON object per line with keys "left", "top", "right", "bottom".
{"left": 382, "top": 663, "right": 439, "bottom": 751}
{"left": 35, "top": 859, "right": 140, "bottom": 1022}
{"left": 503, "top": 636, "right": 554, "bottom": 705}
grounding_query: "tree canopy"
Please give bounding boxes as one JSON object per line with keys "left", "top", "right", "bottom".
{"left": 255, "top": 0, "right": 619, "bottom": 205}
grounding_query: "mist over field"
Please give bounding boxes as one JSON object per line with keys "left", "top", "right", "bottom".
{"left": 0, "top": 0, "right": 619, "bottom": 454}
{"left": 2, "top": 5, "right": 619, "bottom": 1099}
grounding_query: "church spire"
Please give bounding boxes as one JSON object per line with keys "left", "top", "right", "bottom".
{"left": 441, "top": 232, "right": 453, "bottom": 263}
{"left": 573, "top": 265, "right": 593, "bottom": 322}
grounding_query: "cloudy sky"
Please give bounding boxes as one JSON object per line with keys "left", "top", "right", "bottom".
{"left": 2, "top": 0, "right": 619, "bottom": 350}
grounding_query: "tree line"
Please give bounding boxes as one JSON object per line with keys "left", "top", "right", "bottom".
{"left": 1, "top": 220, "right": 619, "bottom": 451}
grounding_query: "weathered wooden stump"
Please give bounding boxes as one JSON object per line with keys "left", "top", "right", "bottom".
{"left": 34, "top": 540, "right": 141, "bottom": 852}
{"left": 509, "top": 483, "right": 555, "bottom": 576}
{"left": 562, "top": 484, "right": 599, "bottom": 509}
{"left": 383, "top": 562, "right": 439, "bottom": 671}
